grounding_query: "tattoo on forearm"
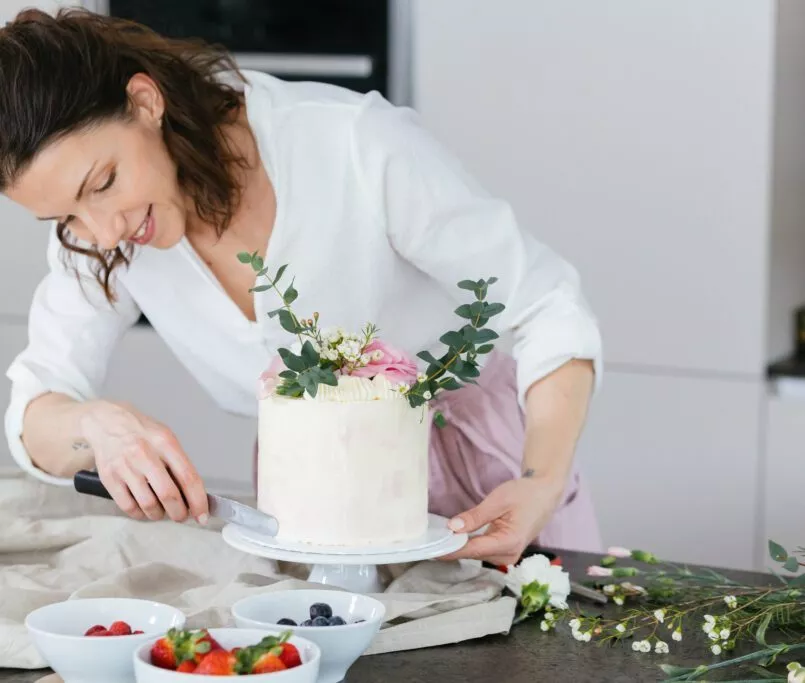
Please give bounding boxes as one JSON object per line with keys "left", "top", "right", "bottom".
{"left": 72, "top": 440, "right": 91, "bottom": 452}
{"left": 522, "top": 468, "right": 535, "bottom": 478}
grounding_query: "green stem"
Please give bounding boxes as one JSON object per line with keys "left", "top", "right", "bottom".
{"left": 265, "top": 275, "right": 304, "bottom": 348}
{"left": 664, "top": 643, "right": 805, "bottom": 681}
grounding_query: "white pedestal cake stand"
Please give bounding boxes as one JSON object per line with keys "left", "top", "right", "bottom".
{"left": 222, "top": 513, "right": 468, "bottom": 594}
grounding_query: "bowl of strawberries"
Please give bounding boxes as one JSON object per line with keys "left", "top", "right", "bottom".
{"left": 25, "top": 597, "right": 186, "bottom": 683}
{"left": 133, "top": 627, "right": 321, "bottom": 681}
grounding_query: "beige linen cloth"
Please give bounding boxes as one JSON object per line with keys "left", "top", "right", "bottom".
{"left": 0, "top": 471, "right": 516, "bottom": 670}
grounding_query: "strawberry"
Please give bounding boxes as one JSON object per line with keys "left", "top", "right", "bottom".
{"left": 194, "top": 649, "right": 237, "bottom": 675}
{"left": 149, "top": 629, "right": 214, "bottom": 670}
{"left": 108, "top": 621, "right": 132, "bottom": 636}
{"left": 176, "top": 660, "right": 197, "bottom": 673}
{"left": 251, "top": 652, "right": 287, "bottom": 674}
{"left": 278, "top": 642, "right": 302, "bottom": 669}
{"left": 84, "top": 625, "right": 107, "bottom": 636}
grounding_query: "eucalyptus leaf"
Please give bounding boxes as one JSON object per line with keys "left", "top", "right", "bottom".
{"left": 250, "top": 285, "right": 271, "bottom": 293}
{"left": 278, "top": 309, "right": 300, "bottom": 334}
{"left": 267, "top": 308, "right": 283, "bottom": 318}
{"left": 237, "top": 252, "right": 252, "bottom": 264}
{"left": 770, "top": 540, "right": 789, "bottom": 563}
{"left": 439, "top": 377, "right": 462, "bottom": 391}
{"left": 461, "top": 326, "right": 479, "bottom": 343}
{"left": 284, "top": 285, "right": 298, "bottom": 305}
{"left": 470, "top": 301, "right": 485, "bottom": 318}
{"left": 788, "top": 573, "right": 805, "bottom": 587}
{"left": 433, "top": 411, "right": 447, "bottom": 428}
{"left": 251, "top": 255, "right": 264, "bottom": 271}
{"left": 417, "top": 351, "right": 442, "bottom": 366}
{"left": 454, "top": 304, "right": 473, "bottom": 319}
{"left": 484, "top": 302, "right": 505, "bottom": 317}
{"left": 315, "top": 367, "right": 338, "bottom": 387}
{"left": 477, "top": 344, "right": 494, "bottom": 354}
{"left": 440, "top": 331, "right": 465, "bottom": 349}
{"left": 487, "top": 276, "right": 498, "bottom": 285}
{"left": 278, "top": 348, "right": 306, "bottom": 372}
{"left": 278, "top": 370, "right": 297, "bottom": 380}
{"left": 474, "top": 328, "right": 499, "bottom": 343}
{"left": 274, "top": 264, "right": 288, "bottom": 283}
{"left": 783, "top": 557, "right": 800, "bottom": 573}
{"left": 457, "top": 280, "right": 478, "bottom": 291}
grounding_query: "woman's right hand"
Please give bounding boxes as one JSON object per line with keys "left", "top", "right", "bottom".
{"left": 77, "top": 400, "right": 209, "bottom": 524}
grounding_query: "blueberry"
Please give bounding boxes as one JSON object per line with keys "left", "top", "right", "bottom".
{"left": 309, "top": 603, "right": 333, "bottom": 620}
{"left": 328, "top": 616, "right": 346, "bottom": 626}
{"left": 301, "top": 619, "right": 313, "bottom": 626}
{"left": 311, "top": 616, "right": 330, "bottom": 627}
{"left": 277, "top": 618, "right": 296, "bottom": 626}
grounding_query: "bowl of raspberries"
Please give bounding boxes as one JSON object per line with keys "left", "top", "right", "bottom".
{"left": 231, "top": 589, "right": 385, "bottom": 683}
{"left": 24, "top": 597, "right": 186, "bottom": 683}
{"left": 133, "top": 627, "right": 320, "bottom": 681}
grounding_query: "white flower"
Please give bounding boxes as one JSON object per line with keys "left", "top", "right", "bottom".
{"left": 615, "top": 623, "right": 626, "bottom": 633}
{"left": 702, "top": 622, "right": 713, "bottom": 634}
{"left": 788, "top": 662, "right": 805, "bottom": 683}
{"left": 708, "top": 631, "right": 719, "bottom": 641}
{"left": 569, "top": 618, "right": 581, "bottom": 631}
{"left": 653, "top": 609, "right": 665, "bottom": 623}
{"left": 423, "top": 391, "right": 433, "bottom": 400}
{"left": 505, "top": 554, "right": 571, "bottom": 610}
{"left": 672, "top": 629, "right": 682, "bottom": 642}
{"left": 540, "top": 620, "right": 550, "bottom": 632}
{"left": 582, "top": 632, "right": 592, "bottom": 642}
{"left": 724, "top": 595, "right": 737, "bottom": 609}
{"left": 372, "top": 349, "right": 385, "bottom": 361}
{"left": 719, "top": 628, "right": 730, "bottom": 640}
{"left": 640, "top": 640, "right": 652, "bottom": 653}
{"left": 711, "top": 644, "right": 722, "bottom": 656}
{"left": 704, "top": 614, "right": 715, "bottom": 624}
{"left": 614, "top": 597, "right": 624, "bottom": 606}
{"left": 545, "top": 611, "right": 555, "bottom": 622}
{"left": 655, "top": 640, "right": 669, "bottom": 654}
{"left": 607, "top": 546, "right": 633, "bottom": 558}
{"left": 573, "top": 630, "right": 585, "bottom": 642}
{"left": 417, "top": 372, "right": 427, "bottom": 383}
{"left": 603, "top": 584, "right": 617, "bottom": 595}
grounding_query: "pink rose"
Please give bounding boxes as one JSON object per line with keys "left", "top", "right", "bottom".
{"left": 350, "top": 339, "right": 418, "bottom": 384}
{"left": 257, "top": 355, "right": 285, "bottom": 398}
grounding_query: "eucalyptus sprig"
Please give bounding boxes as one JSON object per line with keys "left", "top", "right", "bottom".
{"left": 405, "top": 277, "right": 505, "bottom": 423}
{"left": 239, "top": 251, "right": 337, "bottom": 398}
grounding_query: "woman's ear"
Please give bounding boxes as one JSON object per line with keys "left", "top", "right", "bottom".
{"left": 125, "top": 72, "right": 165, "bottom": 128}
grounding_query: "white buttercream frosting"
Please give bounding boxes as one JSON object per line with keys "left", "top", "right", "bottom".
{"left": 307, "top": 374, "right": 402, "bottom": 402}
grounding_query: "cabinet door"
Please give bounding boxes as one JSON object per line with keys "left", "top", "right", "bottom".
{"left": 575, "top": 369, "right": 763, "bottom": 570}
{"left": 763, "top": 395, "right": 805, "bottom": 570}
{"left": 411, "top": 0, "right": 772, "bottom": 375}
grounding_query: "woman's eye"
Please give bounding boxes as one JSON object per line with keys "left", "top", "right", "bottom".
{"left": 96, "top": 169, "right": 116, "bottom": 193}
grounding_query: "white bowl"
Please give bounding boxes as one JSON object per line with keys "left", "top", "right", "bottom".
{"left": 25, "top": 597, "right": 186, "bottom": 683}
{"left": 133, "top": 627, "right": 320, "bottom": 682}
{"left": 232, "top": 589, "right": 385, "bottom": 683}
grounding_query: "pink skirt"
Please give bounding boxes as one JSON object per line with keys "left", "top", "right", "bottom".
{"left": 253, "top": 351, "right": 602, "bottom": 553}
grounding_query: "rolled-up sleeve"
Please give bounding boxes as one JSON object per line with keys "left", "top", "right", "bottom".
{"left": 4, "top": 229, "right": 141, "bottom": 485}
{"left": 352, "top": 94, "right": 603, "bottom": 406}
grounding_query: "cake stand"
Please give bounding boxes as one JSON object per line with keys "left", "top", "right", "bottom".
{"left": 222, "top": 513, "right": 468, "bottom": 594}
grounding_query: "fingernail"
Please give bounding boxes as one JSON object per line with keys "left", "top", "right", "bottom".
{"left": 449, "top": 517, "right": 465, "bottom": 531}
{"left": 197, "top": 513, "right": 209, "bottom": 526}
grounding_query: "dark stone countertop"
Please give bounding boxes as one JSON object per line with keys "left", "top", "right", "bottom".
{"left": 0, "top": 550, "right": 780, "bottom": 683}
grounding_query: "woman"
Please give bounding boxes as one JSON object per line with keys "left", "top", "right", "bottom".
{"left": 0, "top": 8, "right": 602, "bottom": 566}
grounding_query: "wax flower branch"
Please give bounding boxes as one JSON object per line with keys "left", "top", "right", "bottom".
{"left": 508, "top": 540, "right": 805, "bottom": 682}
{"left": 238, "top": 251, "right": 505, "bottom": 418}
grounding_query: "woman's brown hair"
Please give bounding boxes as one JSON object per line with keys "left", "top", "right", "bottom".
{"left": 0, "top": 7, "right": 247, "bottom": 303}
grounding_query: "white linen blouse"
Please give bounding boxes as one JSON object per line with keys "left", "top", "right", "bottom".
{"left": 4, "top": 70, "right": 602, "bottom": 486}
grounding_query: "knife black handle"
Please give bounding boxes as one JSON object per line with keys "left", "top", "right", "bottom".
{"left": 74, "top": 469, "right": 113, "bottom": 500}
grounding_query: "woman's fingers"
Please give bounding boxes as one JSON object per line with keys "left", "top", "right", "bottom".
{"left": 100, "top": 469, "right": 145, "bottom": 520}
{"left": 136, "top": 450, "right": 189, "bottom": 523}
{"left": 121, "top": 462, "right": 165, "bottom": 521}
{"left": 150, "top": 428, "right": 209, "bottom": 524}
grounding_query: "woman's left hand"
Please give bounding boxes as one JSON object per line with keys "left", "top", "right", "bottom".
{"left": 439, "top": 475, "right": 565, "bottom": 566}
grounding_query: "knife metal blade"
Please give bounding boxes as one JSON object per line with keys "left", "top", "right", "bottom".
{"left": 73, "top": 469, "right": 280, "bottom": 537}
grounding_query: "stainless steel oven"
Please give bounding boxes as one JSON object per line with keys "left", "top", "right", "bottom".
{"left": 85, "top": 0, "right": 411, "bottom": 105}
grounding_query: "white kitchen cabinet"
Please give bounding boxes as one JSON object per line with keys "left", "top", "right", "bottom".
{"left": 575, "top": 369, "right": 763, "bottom": 571}
{"left": 762, "top": 395, "right": 805, "bottom": 571}
{"left": 0, "top": 321, "right": 29, "bottom": 470}
{"left": 411, "top": 0, "right": 803, "bottom": 377}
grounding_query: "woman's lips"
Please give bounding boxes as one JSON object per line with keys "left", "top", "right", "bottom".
{"left": 130, "top": 205, "right": 155, "bottom": 245}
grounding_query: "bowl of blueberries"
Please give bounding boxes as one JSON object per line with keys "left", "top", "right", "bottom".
{"left": 231, "top": 589, "right": 385, "bottom": 683}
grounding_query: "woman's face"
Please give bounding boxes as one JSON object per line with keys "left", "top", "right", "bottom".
{"left": 5, "top": 74, "right": 189, "bottom": 251}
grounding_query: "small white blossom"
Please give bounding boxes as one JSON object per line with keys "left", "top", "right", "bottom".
{"left": 724, "top": 595, "right": 737, "bottom": 609}
{"left": 372, "top": 349, "right": 385, "bottom": 361}
{"left": 788, "top": 662, "right": 805, "bottom": 683}
{"left": 603, "top": 584, "right": 617, "bottom": 596}
{"left": 614, "top": 597, "right": 624, "bottom": 606}
{"left": 720, "top": 628, "right": 730, "bottom": 640}
{"left": 583, "top": 632, "right": 592, "bottom": 642}
{"left": 704, "top": 614, "right": 715, "bottom": 624}
{"left": 423, "top": 391, "right": 433, "bottom": 400}
{"left": 615, "top": 623, "right": 626, "bottom": 633}
{"left": 711, "top": 644, "right": 722, "bottom": 656}
{"left": 632, "top": 641, "right": 642, "bottom": 652}
{"left": 702, "top": 622, "right": 713, "bottom": 634}
{"left": 708, "top": 631, "right": 719, "bottom": 641}
{"left": 569, "top": 618, "right": 581, "bottom": 631}
{"left": 545, "top": 611, "right": 555, "bottom": 622}
{"left": 640, "top": 640, "right": 651, "bottom": 653}
{"left": 653, "top": 609, "right": 665, "bottom": 623}
{"left": 672, "top": 629, "right": 682, "bottom": 642}
{"left": 573, "top": 630, "right": 585, "bottom": 642}
{"left": 540, "top": 620, "right": 550, "bottom": 632}
{"left": 655, "top": 640, "right": 669, "bottom": 654}
{"left": 417, "top": 372, "right": 427, "bottom": 383}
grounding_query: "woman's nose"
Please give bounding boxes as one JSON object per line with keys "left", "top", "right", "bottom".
{"left": 86, "top": 210, "right": 126, "bottom": 251}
